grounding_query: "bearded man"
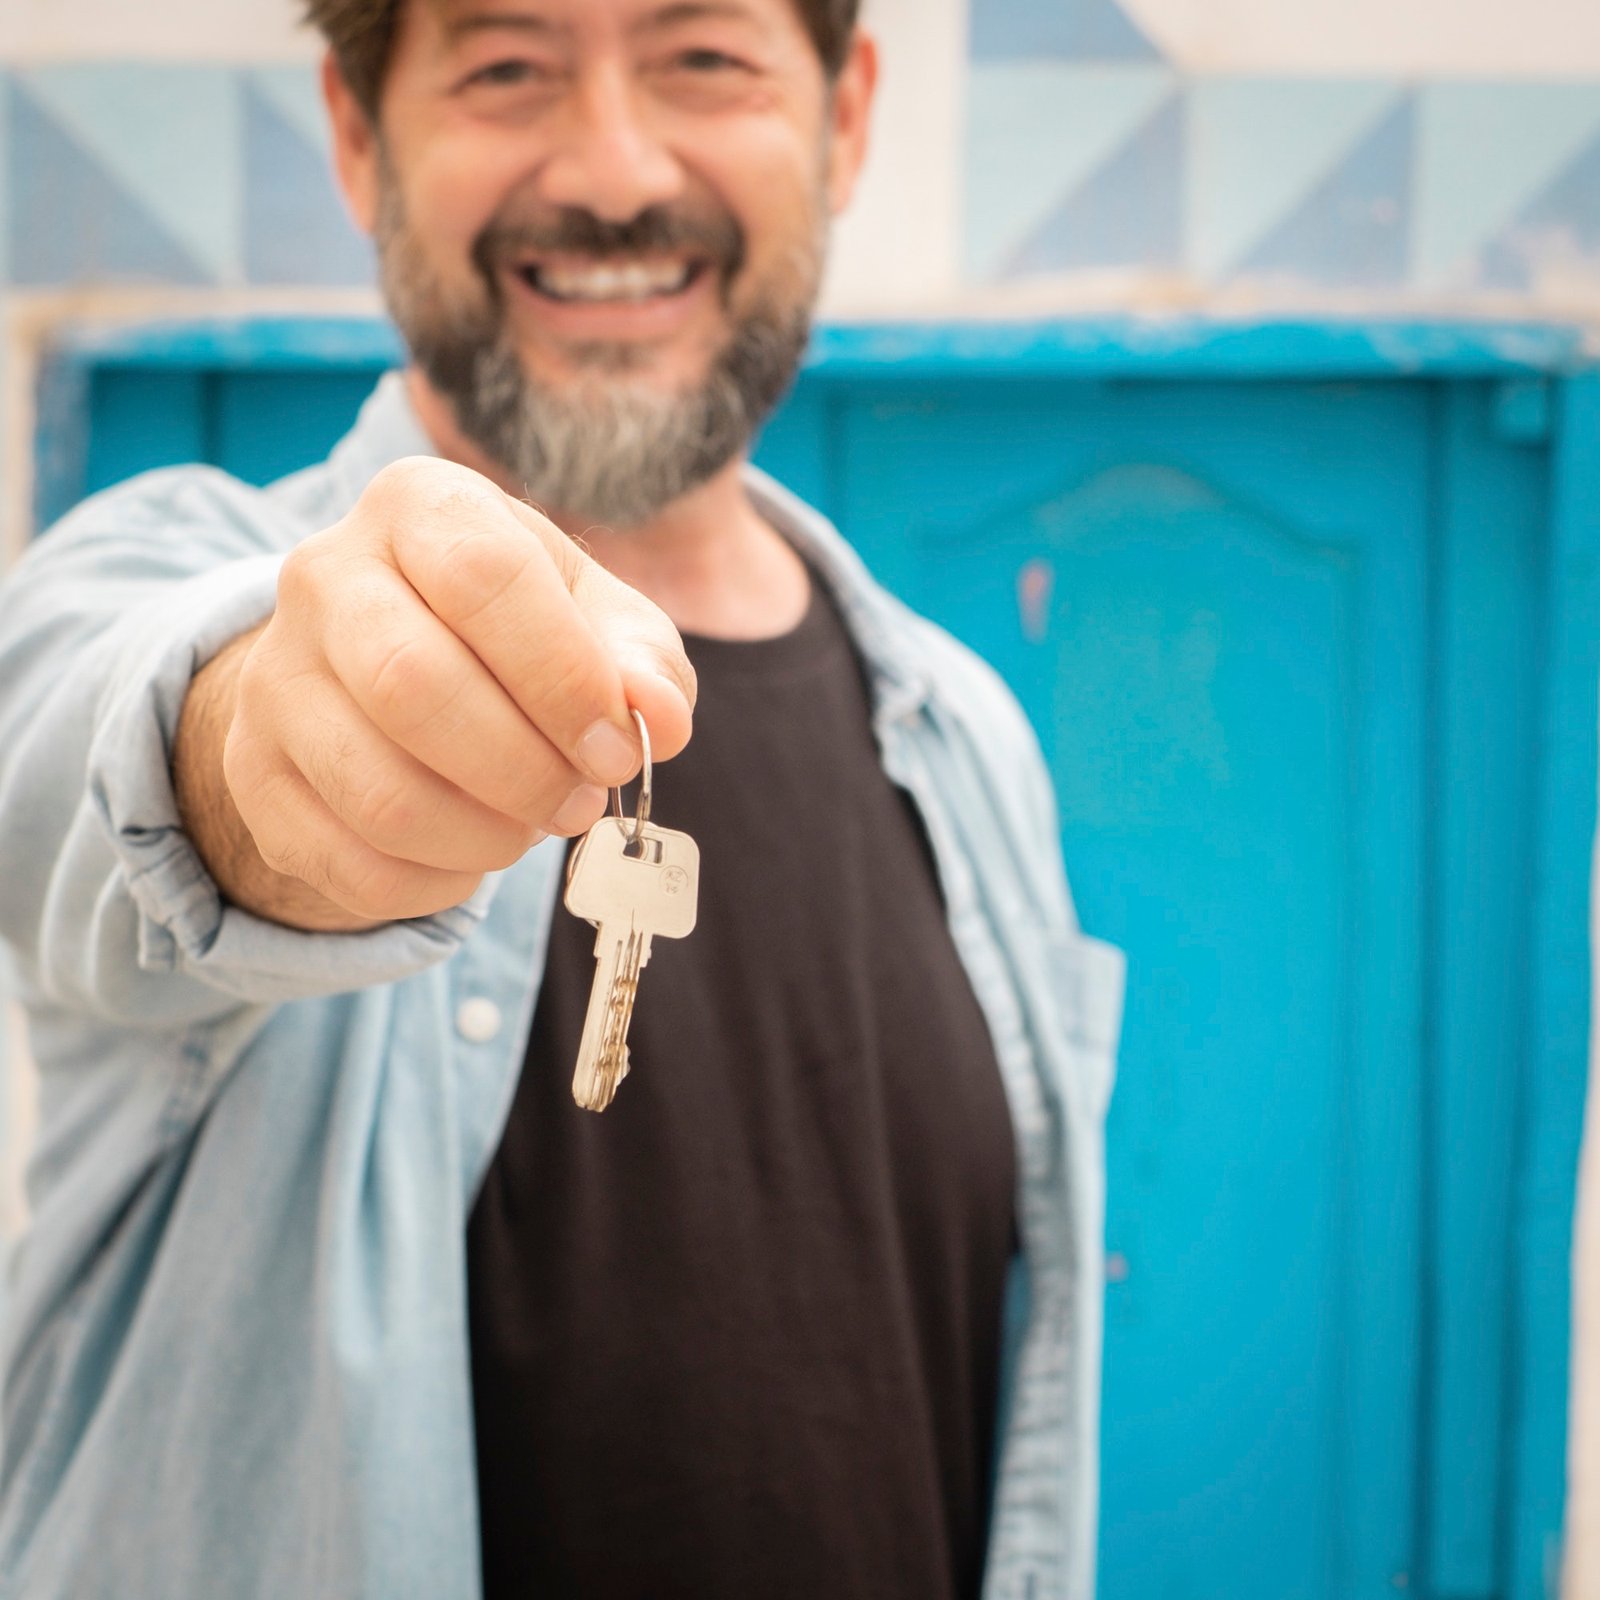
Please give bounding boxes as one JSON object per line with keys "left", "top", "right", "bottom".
{"left": 0, "top": 3, "right": 1123, "bottom": 1597}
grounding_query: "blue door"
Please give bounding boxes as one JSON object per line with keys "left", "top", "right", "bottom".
{"left": 32, "top": 317, "right": 1597, "bottom": 1600}
{"left": 839, "top": 376, "right": 1435, "bottom": 1599}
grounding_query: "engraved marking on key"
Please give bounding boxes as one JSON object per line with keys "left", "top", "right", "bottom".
{"left": 566, "top": 816, "right": 700, "bottom": 1111}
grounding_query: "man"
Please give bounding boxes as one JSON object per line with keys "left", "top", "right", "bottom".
{"left": 0, "top": 1, "right": 1123, "bottom": 1596}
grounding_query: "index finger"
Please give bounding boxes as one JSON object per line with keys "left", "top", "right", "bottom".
{"left": 373, "top": 462, "right": 641, "bottom": 787}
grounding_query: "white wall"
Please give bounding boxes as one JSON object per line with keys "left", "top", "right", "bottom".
{"left": 1127, "top": 0, "right": 1600, "bottom": 78}
{"left": 11, "top": 0, "right": 1598, "bottom": 77}
{"left": 825, "top": 0, "right": 966, "bottom": 313}
{"left": 0, "top": 0, "right": 315, "bottom": 61}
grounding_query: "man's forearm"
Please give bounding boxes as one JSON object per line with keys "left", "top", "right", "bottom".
{"left": 172, "top": 627, "right": 376, "bottom": 934}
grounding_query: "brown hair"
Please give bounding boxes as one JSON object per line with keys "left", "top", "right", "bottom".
{"left": 304, "top": 0, "right": 862, "bottom": 118}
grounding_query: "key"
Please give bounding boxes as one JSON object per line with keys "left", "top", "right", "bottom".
{"left": 565, "top": 814, "right": 700, "bottom": 1112}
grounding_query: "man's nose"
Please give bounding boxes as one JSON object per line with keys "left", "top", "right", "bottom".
{"left": 537, "top": 66, "right": 685, "bottom": 223}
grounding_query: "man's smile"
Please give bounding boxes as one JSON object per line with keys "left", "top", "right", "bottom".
{"left": 502, "top": 249, "right": 722, "bottom": 342}
{"left": 517, "top": 253, "right": 709, "bottom": 304}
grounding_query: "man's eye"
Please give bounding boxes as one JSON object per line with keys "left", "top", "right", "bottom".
{"left": 674, "top": 49, "right": 744, "bottom": 73}
{"left": 468, "top": 59, "right": 542, "bottom": 88}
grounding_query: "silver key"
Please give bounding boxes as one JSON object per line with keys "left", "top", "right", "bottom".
{"left": 563, "top": 715, "right": 700, "bottom": 1112}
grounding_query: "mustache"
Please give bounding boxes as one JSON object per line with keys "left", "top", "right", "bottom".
{"left": 474, "top": 203, "right": 747, "bottom": 278}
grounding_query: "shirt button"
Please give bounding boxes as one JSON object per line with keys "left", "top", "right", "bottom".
{"left": 455, "top": 998, "right": 502, "bottom": 1044}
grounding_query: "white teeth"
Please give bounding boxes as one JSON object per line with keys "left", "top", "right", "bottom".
{"left": 531, "top": 260, "right": 695, "bottom": 303}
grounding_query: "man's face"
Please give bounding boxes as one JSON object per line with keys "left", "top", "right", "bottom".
{"left": 331, "top": 0, "right": 874, "bottom": 526}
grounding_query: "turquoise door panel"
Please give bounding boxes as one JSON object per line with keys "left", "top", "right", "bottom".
{"left": 1425, "top": 384, "right": 1552, "bottom": 1595}
{"left": 29, "top": 319, "right": 1595, "bottom": 1600}
{"left": 835, "top": 380, "right": 1433, "bottom": 1599}
{"left": 66, "top": 367, "right": 388, "bottom": 508}
{"left": 210, "top": 370, "right": 391, "bottom": 485}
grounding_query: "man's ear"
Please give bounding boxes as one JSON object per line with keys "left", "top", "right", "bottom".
{"left": 323, "top": 52, "right": 382, "bottom": 236}
{"left": 824, "top": 30, "right": 879, "bottom": 217}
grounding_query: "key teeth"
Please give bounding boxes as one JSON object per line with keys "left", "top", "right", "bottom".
{"left": 577, "top": 1073, "right": 606, "bottom": 1111}
{"left": 573, "top": 1047, "right": 629, "bottom": 1113}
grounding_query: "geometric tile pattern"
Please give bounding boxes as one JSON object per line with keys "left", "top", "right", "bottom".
{"left": 0, "top": 64, "right": 374, "bottom": 291}
{"left": 21, "top": 65, "right": 241, "bottom": 282}
{"left": 242, "top": 76, "right": 372, "bottom": 286}
{"left": 1186, "top": 80, "right": 1404, "bottom": 280}
{"left": 1480, "top": 120, "right": 1600, "bottom": 295}
{"left": 1237, "top": 95, "right": 1417, "bottom": 290}
{"left": 966, "top": 0, "right": 1600, "bottom": 297}
{"left": 9, "top": 75, "right": 211, "bottom": 287}
{"left": 0, "top": 39, "right": 1595, "bottom": 306}
{"left": 1413, "top": 83, "right": 1600, "bottom": 289}
{"left": 971, "top": 0, "right": 1161, "bottom": 64}
{"left": 1005, "top": 92, "right": 1185, "bottom": 279}
{"left": 966, "top": 64, "right": 1175, "bottom": 281}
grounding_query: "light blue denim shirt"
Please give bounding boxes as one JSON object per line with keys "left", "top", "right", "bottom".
{"left": 0, "top": 375, "right": 1123, "bottom": 1600}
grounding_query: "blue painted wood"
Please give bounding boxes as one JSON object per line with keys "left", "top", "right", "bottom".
{"left": 30, "top": 354, "right": 93, "bottom": 534}
{"left": 1332, "top": 413, "right": 1433, "bottom": 1600}
{"left": 46, "top": 316, "right": 403, "bottom": 372}
{"left": 37, "top": 312, "right": 1592, "bottom": 380}
{"left": 1507, "top": 373, "right": 1600, "bottom": 1600}
{"left": 835, "top": 377, "right": 1435, "bottom": 1599}
{"left": 29, "top": 315, "right": 1600, "bottom": 1600}
{"left": 748, "top": 385, "right": 840, "bottom": 520}
{"left": 210, "top": 371, "right": 389, "bottom": 487}
{"left": 807, "top": 317, "right": 1588, "bottom": 380}
{"left": 81, "top": 370, "right": 209, "bottom": 504}
{"left": 1494, "top": 378, "right": 1556, "bottom": 445}
{"left": 1423, "top": 384, "right": 1549, "bottom": 1595}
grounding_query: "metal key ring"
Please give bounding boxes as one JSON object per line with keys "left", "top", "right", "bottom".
{"left": 610, "top": 708, "right": 652, "bottom": 846}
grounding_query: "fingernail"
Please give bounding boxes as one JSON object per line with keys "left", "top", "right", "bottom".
{"left": 577, "top": 720, "right": 637, "bottom": 786}
{"left": 553, "top": 785, "right": 608, "bottom": 836}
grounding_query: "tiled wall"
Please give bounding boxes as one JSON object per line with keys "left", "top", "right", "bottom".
{"left": 1, "top": 0, "right": 1599, "bottom": 309}
{"left": 0, "top": 66, "right": 370, "bottom": 290}
{"left": 969, "top": 1, "right": 1600, "bottom": 302}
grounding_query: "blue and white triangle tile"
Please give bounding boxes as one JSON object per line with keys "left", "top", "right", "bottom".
{"left": 17, "top": 64, "right": 241, "bottom": 284}
{"left": 7, "top": 71, "right": 214, "bottom": 287}
{"left": 971, "top": 0, "right": 1162, "bottom": 64}
{"left": 1186, "top": 79, "right": 1406, "bottom": 282}
{"left": 1477, "top": 119, "right": 1600, "bottom": 295}
{"left": 1414, "top": 84, "right": 1600, "bottom": 290}
{"left": 967, "top": 62, "right": 1174, "bottom": 282}
{"left": 1000, "top": 91, "right": 1184, "bottom": 280}
{"left": 1235, "top": 93, "right": 1417, "bottom": 291}
{"left": 243, "top": 72, "right": 373, "bottom": 287}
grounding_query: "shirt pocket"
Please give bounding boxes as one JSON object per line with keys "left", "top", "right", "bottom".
{"left": 1042, "top": 930, "right": 1126, "bottom": 1121}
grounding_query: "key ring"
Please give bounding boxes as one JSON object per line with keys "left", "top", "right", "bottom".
{"left": 610, "top": 707, "right": 652, "bottom": 847}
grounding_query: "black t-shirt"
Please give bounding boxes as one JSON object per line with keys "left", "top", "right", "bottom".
{"left": 466, "top": 573, "right": 1018, "bottom": 1600}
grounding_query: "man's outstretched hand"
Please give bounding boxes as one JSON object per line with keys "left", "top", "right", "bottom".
{"left": 174, "top": 457, "right": 697, "bottom": 932}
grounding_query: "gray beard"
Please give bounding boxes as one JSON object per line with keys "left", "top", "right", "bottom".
{"left": 436, "top": 302, "right": 813, "bottom": 528}
{"left": 376, "top": 182, "right": 822, "bottom": 529}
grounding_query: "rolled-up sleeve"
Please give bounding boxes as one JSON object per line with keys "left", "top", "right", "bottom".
{"left": 0, "top": 469, "right": 489, "bottom": 1028}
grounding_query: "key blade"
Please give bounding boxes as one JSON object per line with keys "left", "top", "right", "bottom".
{"left": 573, "top": 930, "right": 628, "bottom": 1112}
